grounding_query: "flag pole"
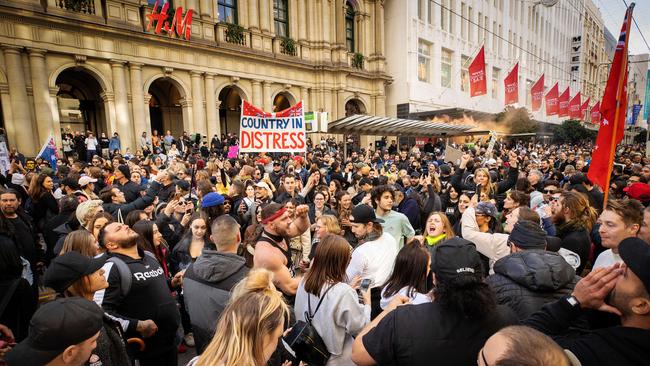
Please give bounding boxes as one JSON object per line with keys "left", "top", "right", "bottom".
{"left": 602, "top": 7, "right": 632, "bottom": 205}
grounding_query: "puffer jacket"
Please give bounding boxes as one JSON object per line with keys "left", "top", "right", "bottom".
{"left": 486, "top": 250, "right": 579, "bottom": 320}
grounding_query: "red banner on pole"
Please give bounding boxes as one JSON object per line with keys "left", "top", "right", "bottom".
{"left": 558, "top": 87, "right": 570, "bottom": 117}
{"left": 504, "top": 63, "right": 518, "bottom": 105}
{"left": 569, "top": 92, "right": 582, "bottom": 119}
{"left": 580, "top": 97, "right": 590, "bottom": 120}
{"left": 469, "top": 46, "right": 487, "bottom": 97}
{"left": 531, "top": 74, "right": 545, "bottom": 112}
{"left": 545, "top": 83, "right": 559, "bottom": 116}
{"left": 587, "top": 3, "right": 634, "bottom": 195}
{"left": 591, "top": 101, "right": 601, "bottom": 124}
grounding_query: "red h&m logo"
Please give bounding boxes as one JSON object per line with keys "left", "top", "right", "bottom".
{"left": 146, "top": 1, "right": 193, "bottom": 40}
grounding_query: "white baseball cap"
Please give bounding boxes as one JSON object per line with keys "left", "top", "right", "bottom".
{"left": 78, "top": 176, "right": 98, "bottom": 187}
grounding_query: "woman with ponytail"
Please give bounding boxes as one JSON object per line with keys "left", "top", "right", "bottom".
{"left": 190, "top": 269, "right": 290, "bottom": 366}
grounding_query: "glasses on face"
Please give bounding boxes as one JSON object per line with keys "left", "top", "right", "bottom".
{"left": 544, "top": 189, "right": 554, "bottom": 194}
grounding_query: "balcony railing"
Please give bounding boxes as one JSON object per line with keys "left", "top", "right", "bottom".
{"left": 56, "top": 0, "right": 95, "bottom": 14}
{"left": 216, "top": 23, "right": 250, "bottom": 47}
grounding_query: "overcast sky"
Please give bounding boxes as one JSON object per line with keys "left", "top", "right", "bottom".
{"left": 595, "top": 0, "right": 649, "bottom": 56}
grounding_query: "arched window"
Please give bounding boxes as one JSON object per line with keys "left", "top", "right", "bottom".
{"left": 345, "top": 3, "right": 355, "bottom": 52}
{"left": 274, "top": 0, "right": 289, "bottom": 37}
{"left": 217, "top": 0, "right": 237, "bottom": 24}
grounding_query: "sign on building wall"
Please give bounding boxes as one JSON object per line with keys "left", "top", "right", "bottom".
{"left": 146, "top": 1, "right": 193, "bottom": 40}
{"left": 239, "top": 100, "right": 306, "bottom": 153}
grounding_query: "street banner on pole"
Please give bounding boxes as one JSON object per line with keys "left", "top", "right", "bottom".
{"left": 545, "top": 83, "right": 559, "bottom": 116}
{"left": 531, "top": 74, "right": 545, "bottom": 112}
{"left": 569, "top": 92, "right": 582, "bottom": 119}
{"left": 239, "top": 100, "right": 306, "bottom": 153}
{"left": 469, "top": 46, "right": 487, "bottom": 97}
{"left": 588, "top": 3, "right": 634, "bottom": 198}
{"left": 558, "top": 87, "right": 570, "bottom": 117}
{"left": 580, "top": 97, "right": 590, "bottom": 120}
{"left": 504, "top": 63, "right": 519, "bottom": 105}
{"left": 591, "top": 101, "right": 601, "bottom": 125}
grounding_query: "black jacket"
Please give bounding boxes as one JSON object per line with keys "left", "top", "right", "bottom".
{"left": 556, "top": 223, "right": 591, "bottom": 274}
{"left": 183, "top": 250, "right": 249, "bottom": 354}
{"left": 115, "top": 180, "right": 143, "bottom": 203}
{"left": 486, "top": 250, "right": 579, "bottom": 320}
{"left": 103, "top": 181, "right": 160, "bottom": 218}
{"left": 97, "top": 249, "right": 180, "bottom": 359}
{"left": 525, "top": 297, "right": 650, "bottom": 366}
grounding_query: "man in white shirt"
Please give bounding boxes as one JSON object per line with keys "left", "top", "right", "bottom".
{"left": 594, "top": 199, "right": 643, "bottom": 268}
{"left": 84, "top": 132, "right": 98, "bottom": 162}
{"left": 371, "top": 185, "right": 414, "bottom": 250}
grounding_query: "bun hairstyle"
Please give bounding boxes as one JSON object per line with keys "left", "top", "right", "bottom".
{"left": 197, "top": 269, "right": 289, "bottom": 366}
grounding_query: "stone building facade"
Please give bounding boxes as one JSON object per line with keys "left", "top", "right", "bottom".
{"left": 0, "top": 0, "right": 389, "bottom": 155}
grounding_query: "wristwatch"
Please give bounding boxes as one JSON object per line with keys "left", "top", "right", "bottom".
{"left": 566, "top": 295, "right": 581, "bottom": 308}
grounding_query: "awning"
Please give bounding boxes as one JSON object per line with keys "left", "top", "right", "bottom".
{"left": 327, "top": 115, "right": 474, "bottom": 137}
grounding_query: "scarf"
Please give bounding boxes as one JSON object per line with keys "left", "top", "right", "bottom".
{"left": 425, "top": 233, "right": 446, "bottom": 246}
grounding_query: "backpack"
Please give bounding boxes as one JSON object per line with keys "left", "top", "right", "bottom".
{"left": 107, "top": 251, "right": 158, "bottom": 298}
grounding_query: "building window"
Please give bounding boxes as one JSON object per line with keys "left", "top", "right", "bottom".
{"left": 461, "top": 55, "right": 470, "bottom": 92}
{"left": 346, "top": 3, "right": 355, "bottom": 52}
{"left": 274, "top": 0, "right": 289, "bottom": 37}
{"left": 418, "top": 40, "right": 431, "bottom": 82}
{"left": 492, "top": 67, "right": 500, "bottom": 98}
{"left": 217, "top": 0, "right": 237, "bottom": 24}
{"left": 441, "top": 49, "right": 452, "bottom": 87}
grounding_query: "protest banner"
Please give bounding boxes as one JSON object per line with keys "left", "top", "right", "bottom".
{"left": 239, "top": 100, "right": 306, "bottom": 153}
{"left": 0, "top": 142, "right": 10, "bottom": 174}
{"left": 227, "top": 145, "right": 239, "bottom": 158}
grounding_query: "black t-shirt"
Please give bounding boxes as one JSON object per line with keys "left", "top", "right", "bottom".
{"left": 8, "top": 217, "right": 38, "bottom": 265}
{"left": 363, "top": 302, "right": 517, "bottom": 366}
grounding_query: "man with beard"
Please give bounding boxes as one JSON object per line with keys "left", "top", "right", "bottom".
{"left": 593, "top": 199, "right": 643, "bottom": 269}
{"left": 253, "top": 202, "right": 310, "bottom": 298}
{"left": 552, "top": 191, "right": 597, "bottom": 274}
{"left": 524, "top": 238, "right": 650, "bottom": 365}
{"left": 96, "top": 222, "right": 181, "bottom": 366}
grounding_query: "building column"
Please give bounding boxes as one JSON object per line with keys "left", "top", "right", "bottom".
{"left": 199, "top": 0, "right": 211, "bottom": 19}
{"left": 301, "top": 86, "right": 310, "bottom": 111}
{"left": 190, "top": 71, "right": 207, "bottom": 137}
{"left": 186, "top": 0, "right": 198, "bottom": 14}
{"left": 2, "top": 45, "right": 37, "bottom": 155}
{"left": 259, "top": 0, "right": 270, "bottom": 33}
{"left": 252, "top": 80, "right": 263, "bottom": 107}
{"left": 248, "top": 0, "right": 259, "bottom": 30}
{"left": 322, "top": 0, "right": 331, "bottom": 44}
{"left": 204, "top": 73, "right": 219, "bottom": 138}
{"left": 100, "top": 92, "right": 118, "bottom": 138}
{"left": 289, "top": 0, "right": 298, "bottom": 38}
{"left": 179, "top": 98, "right": 194, "bottom": 133}
{"left": 110, "top": 60, "right": 134, "bottom": 150}
{"left": 143, "top": 94, "right": 152, "bottom": 140}
{"left": 297, "top": 0, "right": 307, "bottom": 41}
{"left": 0, "top": 85, "right": 16, "bottom": 148}
{"left": 49, "top": 86, "right": 62, "bottom": 143}
{"left": 129, "top": 62, "right": 148, "bottom": 144}
{"left": 432, "top": 43, "right": 442, "bottom": 90}
{"left": 263, "top": 81, "right": 272, "bottom": 112}
{"left": 28, "top": 48, "right": 59, "bottom": 147}
{"left": 375, "top": 1, "right": 384, "bottom": 57}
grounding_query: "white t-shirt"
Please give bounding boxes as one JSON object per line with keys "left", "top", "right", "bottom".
{"left": 85, "top": 137, "right": 98, "bottom": 150}
{"left": 593, "top": 249, "right": 622, "bottom": 269}
{"left": 346, "top": 233, "right": 398, "bottom": 288}
{"left": 380, "top": 286, "right": 431, "bottom": 310}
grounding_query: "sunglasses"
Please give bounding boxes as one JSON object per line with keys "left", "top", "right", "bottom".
{"left": 544, "top": 189, "right": 554, "bottom": 194}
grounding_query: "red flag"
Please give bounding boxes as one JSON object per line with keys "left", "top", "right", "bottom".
{"left": 504, "top": 63, "right": 518, "bottom": 105}
{"left": 469, "top": 46, "right": 487, "bottom": 97}
{"left": 587, "top": 3, "right": 634, "bottom": 196}
{"left": 591, "top": 101, "right": 601, "bottom": 124}
{"left": 580, "top": 97, "right": 590, "bottom": 119}
{"left": 531, "top": 74, "right": 545, "bottom": 112}
{"left": 545, "top": 83, "right": 559, "bottom": 116}
{"left": 558, "top": 87, "right": 570, "bottom": 117}
{"left": 569, "top": 92, "right": 582, "bottom": 119}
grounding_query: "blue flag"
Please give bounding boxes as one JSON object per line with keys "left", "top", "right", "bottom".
{"left": 36, "top": 135, "right": 59, "bottom": 171}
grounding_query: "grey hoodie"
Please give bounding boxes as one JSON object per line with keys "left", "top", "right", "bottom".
{"left": 182, "top": 249, "right": 249, "bottom": 354}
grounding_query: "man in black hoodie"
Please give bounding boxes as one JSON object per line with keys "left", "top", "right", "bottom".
{"left": 96, "top": 222, "right": 181, "bottom": 366}
{"left": 183, "top": 215, "right": 249, "bottom": 354}
{"left": 524, "top": 237, "right": 650, "bottom": 366}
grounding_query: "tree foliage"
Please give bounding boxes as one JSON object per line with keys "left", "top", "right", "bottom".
{"left": 552, "top": 120, "right": 597, "bottom": 143}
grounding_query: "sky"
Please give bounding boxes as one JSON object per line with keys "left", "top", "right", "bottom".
{"left": 595, "top": 0, "right": 650, "bottom": 56}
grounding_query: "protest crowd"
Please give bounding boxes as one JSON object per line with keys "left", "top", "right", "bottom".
{"left": 0, "top": 126, "right": 650, "bottom": 366}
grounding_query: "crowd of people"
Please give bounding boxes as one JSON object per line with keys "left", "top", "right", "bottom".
{"left": 0, "top": 129, "right": 650, "bottom": 366}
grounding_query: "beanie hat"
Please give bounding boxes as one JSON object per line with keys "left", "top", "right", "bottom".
{"left": 508, "top": 220, "right": 547, "bottom": 250}
{"left": 117, "top": 165, "right": 130, "bottom": 179}
{"left": 202, "top": 192, "right": 224, "bottom": 208}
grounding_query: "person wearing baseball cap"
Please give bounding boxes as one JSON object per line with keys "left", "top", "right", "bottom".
{"left": 521, "top": 237, "right": 650, "bottom": 365}
{"left": 353, "top": 238, "right": 517, "bottom": 365}
{"left": 4, "top": 297, "right": 104, "bottom": 366}
{"left": 346, "top": 204, "right": 397, "bottom": 317}
{"left": 78, "top": 175, "right": 99, "bottom": 200}
{"left": 42, "top": 252, "right": 131, "bottom": 365}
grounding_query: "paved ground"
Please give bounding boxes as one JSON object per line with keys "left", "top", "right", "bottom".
{"left": 178, "top": 345, "right": 197, "bottom": 365}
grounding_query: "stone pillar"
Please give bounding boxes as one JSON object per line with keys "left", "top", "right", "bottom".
{"left": 49, "top": 86, "right": 62, "bottom": 143}
{"left": 110, "top": 60, "right": 134, "bottom": 150}
{"left": 28, "top": 48, "right": 59, "bottom": 146}
{"left": 297, "top": 0, "right": 307, "bottom": 41}
{"left": 0, "top": 85, "right": 16, "bottom": 148}
{"left": 335, "top": 0, "right": 345, "bottom": 44}
{"left": 204, "top": 73, "right": 219, "bottom": 138}
{"left": 190, "top": 71, "right": 206, "bottom": 137}
{"left": 186, "top": 0, "right": 198, "bottom": 14}
{"left": 375, "top": 1, "right": 384, "bottom": 56}
{"left": 252, "top": 80, "right": 263, "bottom": 107}
{"left": 322, "top": 0, "right": 331, "bottom": 43}
{"left": 199, "top": 0, "right": 211, "bottom": 19}
{"left": 263, "top": 81, "right": 272, "bottom": 112}
{"left": 289, "top": 0, "right": 298, "bottom": 38}
{"left": 259, "top": 0, "right": 270, "bottom": 33}
{"left": 143, "top": 94, "right": 153, "bottom": 141}
{"left": 129, "top": 63, "right": 147, "bottom": 143}
{"left": 239, "top": 0, "right": 249, "bottom": 28}
{"left": 432, "top": 42, "right": 442, "bottom": 90}
{"left": 100, "top": 92, "right": 118, "bottom": 138}
{"left": 248, "top": 0, "right": 259, "bottom": 30}
{"left": 301, "top": 86, "right": 309, "bottom": 111}
{"left": 452, "top": 51, "right": 461, "bottom": 91}
{"left": 179, "top": 98, "right": 194, "bottom": 133}
{"left": 2, "top": 45, "right": 37, "bottom": 154}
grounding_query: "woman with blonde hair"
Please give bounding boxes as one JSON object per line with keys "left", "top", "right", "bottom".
{"left": 451, "top": 151, "right": 519, "bottom": 207}
{"left": 190, "top": 269, "right": 290, "bottom": 366}
{"left": 309, "top": 214, "right": 345, "bottom": 261}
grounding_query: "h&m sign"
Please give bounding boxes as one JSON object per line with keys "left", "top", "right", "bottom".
{"left": 146, "top": 1, "right": 193, "bottom": 40}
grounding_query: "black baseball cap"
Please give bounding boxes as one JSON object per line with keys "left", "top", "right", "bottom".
{"left": 619, "top": 237, "right": 650, "bottom": 294}
{"left": 60, "top": 177, "right": 81, "bottom": 191}
{"left": 4, "top": 297, "right": 104, "bottom": 365}
{"left": 431, "top": 237, "right": 482, "bottom": 283}
{"left": 349, "top": 204, "right": 384, "bottom": 224}
{"left": 359, "top": 177, "right": 373, "bottom": 186}
{"left": 44, "top": 252, "right": 107, "bottom": 293}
